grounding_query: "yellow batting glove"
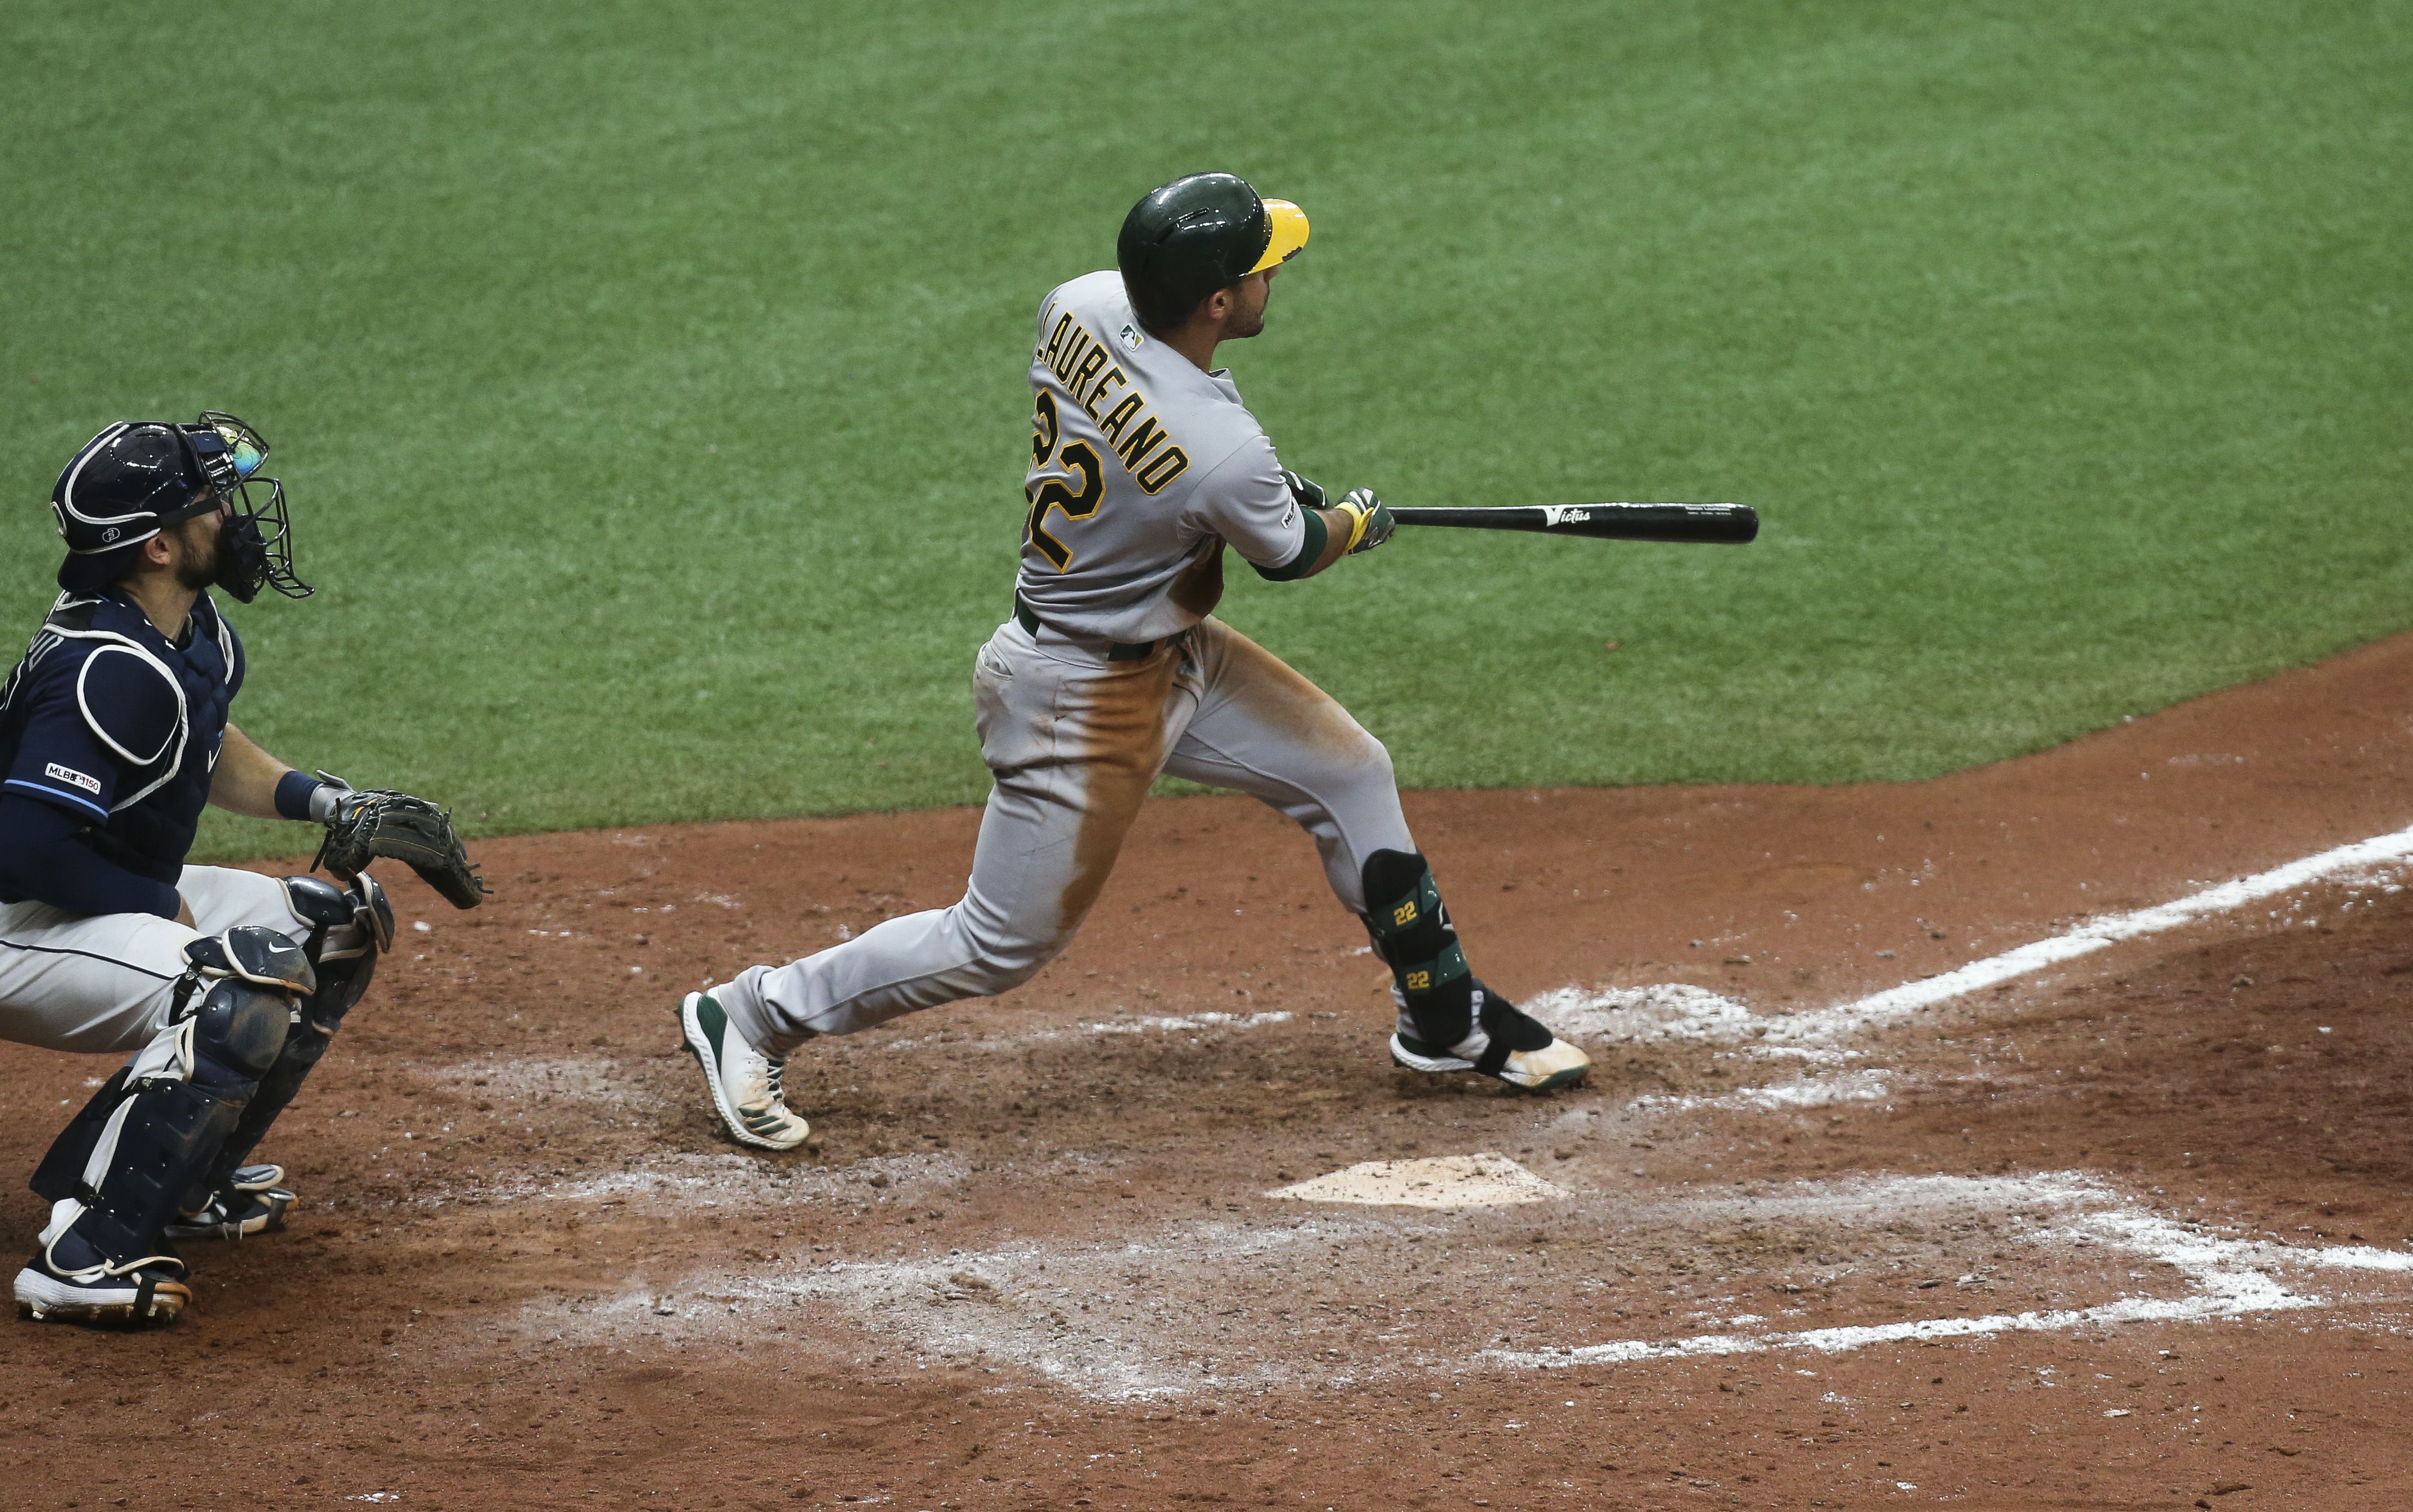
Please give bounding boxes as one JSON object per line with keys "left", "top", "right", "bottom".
{"left": 1338, "top": 488, "right": 1395, "bottom": 555}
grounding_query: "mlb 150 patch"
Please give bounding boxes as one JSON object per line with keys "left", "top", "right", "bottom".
{"left": 42, "top": 762, "right": 100, "bottom": 795}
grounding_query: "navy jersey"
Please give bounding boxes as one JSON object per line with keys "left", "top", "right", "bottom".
{"left": 0, "top": 588, "right": 243, "bottom": 886}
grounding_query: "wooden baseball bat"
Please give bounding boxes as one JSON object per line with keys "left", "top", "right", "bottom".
{"left": 1388, "top": 502, "right": 1758, "bottom": 545}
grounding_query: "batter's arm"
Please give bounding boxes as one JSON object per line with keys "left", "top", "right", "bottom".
{"left": 1259, "top": 466, "right": 1393, "bottom": 581}
{"left": 1252, "top": 506, "right": 1353, "bottom": 581}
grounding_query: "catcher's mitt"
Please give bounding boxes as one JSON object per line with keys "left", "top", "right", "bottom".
{"left": 313, "top": 790, "right": 489, "bottom": 909}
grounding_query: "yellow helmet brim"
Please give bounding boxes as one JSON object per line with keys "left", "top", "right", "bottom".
{"left": 1247, "top": 198, "right": 1310, "bottom": 274}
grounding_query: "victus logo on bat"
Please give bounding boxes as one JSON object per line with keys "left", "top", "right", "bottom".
{"left": 1539, "top": 505, "right": 1592, "bottom": 527}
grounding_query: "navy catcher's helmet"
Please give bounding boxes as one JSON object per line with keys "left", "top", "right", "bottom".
{"left": 1116, "top": 172, "right": 1309, "bottom": 333}
{"left": 50, "top": 413, "right": 308, "bottom": 601}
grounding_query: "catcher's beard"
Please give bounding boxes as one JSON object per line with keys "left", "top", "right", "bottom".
{"left": 168, "top": 512, "right": 223, "bottom": 591}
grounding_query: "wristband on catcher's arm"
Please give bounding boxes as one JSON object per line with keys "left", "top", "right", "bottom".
{"left": 273, "top": 770, "right": 349, "bottom": 823}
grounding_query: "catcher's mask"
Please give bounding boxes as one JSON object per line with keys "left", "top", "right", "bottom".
{"left": 50, "top": 411, "right": 312, "bottom": 602}
{"left": 187, "top": 412, "right": 310, "bottom": 603}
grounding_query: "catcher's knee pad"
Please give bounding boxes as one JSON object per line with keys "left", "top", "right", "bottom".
{"left": 200, "top": 878, "right": 394, "bottom": 1187}
{"left": 281, "top": 872, "right": 355, "bottom": 935}
{"left": 280, "top": 872, "right": 391, "bottom": 1028}
{"left": 1360, "top": 848, "right": 1475, "bottom": 1049}
{"left": 175, "top": 925, "right": 318, "bottom": 1015}
{"left": 186, "top": 975, "right": 294, "bottom": 1086}
{"left": 29, "top": 976, "right": 289, "bottom": 1272}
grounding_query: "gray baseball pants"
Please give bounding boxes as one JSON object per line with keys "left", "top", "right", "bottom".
{"left": 0, "top": 866, "right": 309, "bottom": 1077}
{"left": 717, "top": 614, "right": 1417, "bottom": 1054}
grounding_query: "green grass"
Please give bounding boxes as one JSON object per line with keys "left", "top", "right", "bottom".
{"left": 3, "top": 1, "right": 2406, "bottom": 860}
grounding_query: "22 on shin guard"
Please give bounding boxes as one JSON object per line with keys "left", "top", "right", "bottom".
{"left": 1360, "top": 848, "right": 1476, "bottom": 1050}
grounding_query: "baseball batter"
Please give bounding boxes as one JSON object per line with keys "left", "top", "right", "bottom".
{"left": 680, "top": 173, "right": 1590, "bottom": 1150}
{"left": 2, "top": 413, "right": 480, "bottom": 1326}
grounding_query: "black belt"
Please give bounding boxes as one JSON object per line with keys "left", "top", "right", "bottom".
{"left": 1013, "top": 593, "right": 1186, "bottom": 662}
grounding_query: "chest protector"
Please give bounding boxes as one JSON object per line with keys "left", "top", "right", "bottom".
{"left": 0, "top": 590, "right": 242, "bottom": 883}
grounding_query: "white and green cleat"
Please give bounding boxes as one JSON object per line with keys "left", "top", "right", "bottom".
{"left": 1388, "top": 982, "right": 1591, "bottom": 1093}
{"left": 677, "top": 991, "right": 811, "bottom": 1151}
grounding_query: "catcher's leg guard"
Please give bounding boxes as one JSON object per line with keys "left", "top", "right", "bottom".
{"left": 191, "top": 876, "right": 390, "bottom": 1205}
{"left": 29, "top": 1066, "right": 135, "bottom": 1204}
{"left": 17, "top": 970, "right": 290, "bottom": 1324}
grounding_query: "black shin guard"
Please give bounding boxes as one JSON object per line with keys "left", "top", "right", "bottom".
{"left": 203, "top": 1017, "right": 330, "bottom": 1190}
{"left": 66, "top": 1082, "right": 249, "bottom": 1265}
{"left": 30, "top": 1068, "right": 134, "bottom": 1204}
{"left": 38, "top": 977, "right": 288, "bottom": 1276}
{"left": 203, "top": 882, "right": 382, "bottom": 1190}
{"left": 1360, "top": 849, "right": 1477, "bottom": 1050}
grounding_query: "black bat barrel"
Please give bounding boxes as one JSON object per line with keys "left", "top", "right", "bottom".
{"left": 1389, "top": 503, "right": 1758, "bottom": 545}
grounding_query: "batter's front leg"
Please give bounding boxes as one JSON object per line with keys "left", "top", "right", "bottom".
{"left": 1157, "top": 617, "right": 1414, "bottom": 913}
{"left": 1162, "top": 618, "right": 1591, "bottom": 1093}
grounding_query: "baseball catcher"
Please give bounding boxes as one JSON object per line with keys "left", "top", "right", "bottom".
{"left": 1, "top": 413, "right": 482, "bottom": 1326}
{"left": 678, "top": 173, "right": 1589, "bottom": 1151}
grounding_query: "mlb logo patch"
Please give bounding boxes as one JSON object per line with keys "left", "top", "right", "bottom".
{"left": 1119, "top": 322, "right": 1145, "bottom": 351}
{"left": 44, "top": 762, "right": 101, "bottom": 795}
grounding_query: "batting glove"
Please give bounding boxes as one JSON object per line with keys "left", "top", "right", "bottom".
{"left": 1338, "top": 487, "right": 1394, "bottom": 555}
{"left": 1280, "top": 469, "right": 1326, "bottom": 510}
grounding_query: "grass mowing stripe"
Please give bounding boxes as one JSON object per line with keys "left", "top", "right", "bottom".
{"left": 0, "top": 1, "right": 2405, "bottom": 859}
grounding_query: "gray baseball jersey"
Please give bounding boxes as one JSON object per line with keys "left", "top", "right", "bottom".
{"left": 1013, "top": 270, "right": 1305, "bottom": 643}
{"left": 702, "top": 215, "right": 1591, "bottom": 1098}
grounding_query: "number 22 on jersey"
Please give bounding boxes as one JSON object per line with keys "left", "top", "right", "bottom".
{"left": 1024, "top": 391, "right": 1102, "bottom": 571}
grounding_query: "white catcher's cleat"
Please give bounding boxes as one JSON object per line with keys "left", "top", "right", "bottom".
{"left": 677, "top": 991, "right": 810, "bottom": 1150}
{"left": 15, "top": 1208, "right": 190, "bottom": 1327}
{"left": 15, "top": 1258, "right": 191, "bottom": 1326}
{"left": 1389, "top": 981, "right": 1591, "bottom": 1093}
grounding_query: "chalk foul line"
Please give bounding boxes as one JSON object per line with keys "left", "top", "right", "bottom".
{"left": 1535, "top": 820, "right": 2413, "bottom": 1055}
{"left": 1778, "top": 821, "right": 2413, "bottom": 1045}
{"left": 1484, "top": 1172, "right": 2413, "bottom": 1372}
{"left": 1481, "top": 825, "right": 2413, "bottom": 1369}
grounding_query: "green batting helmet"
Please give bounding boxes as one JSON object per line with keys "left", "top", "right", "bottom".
{"left": 1116, "top": 172, "right": 1310, "bottom": 333}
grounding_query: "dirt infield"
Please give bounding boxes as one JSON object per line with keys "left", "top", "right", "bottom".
{"left": 7, "top": 633, "right": 2412, "bottom": 1511}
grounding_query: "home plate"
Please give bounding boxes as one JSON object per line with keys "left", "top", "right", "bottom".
{"left": 1266, "top": 1153, "right": 1568, "bottom": 1209}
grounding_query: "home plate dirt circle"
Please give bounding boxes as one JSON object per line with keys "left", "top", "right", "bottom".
{"left": 7, "top": 634, "right": 2413, "bottom": 1508}
{"left": 502, "top": 832, "right": 2413, "bottom": 1405}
